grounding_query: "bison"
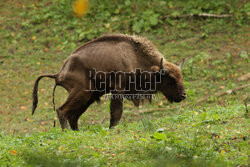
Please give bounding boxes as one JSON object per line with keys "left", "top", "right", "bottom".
{"left": 32, "top": 34, "right": 186, "bottom": 130}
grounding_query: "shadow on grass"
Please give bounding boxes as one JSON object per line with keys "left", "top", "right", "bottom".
{"left": 143, "top": 147, "right": 228, "bottom": 167}
{"left": 21, "top": 151, "right": 92, "bottom": 167}
{"left": 20, "top": 144, "right": 228, "bottom": 167}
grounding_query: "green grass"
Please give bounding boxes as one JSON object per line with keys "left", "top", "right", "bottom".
{"left": 0, "top": 0, "right": 249, "bottom": 166}
{"left": 0, "top": 103, "right": 248, "bottom": 166}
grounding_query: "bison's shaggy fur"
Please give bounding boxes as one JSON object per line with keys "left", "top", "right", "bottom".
{"left": 32, "top": 34, "right": 186, "bottom": 130}
{"left": 73, "top": 34, "right": 181, "bottom": 76}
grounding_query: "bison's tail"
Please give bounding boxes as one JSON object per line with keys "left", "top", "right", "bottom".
{"left": 32, "top": 74, "right": 57, "bottom": 115}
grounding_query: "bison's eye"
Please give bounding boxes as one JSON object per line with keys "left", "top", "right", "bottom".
{"left": 166, "top": 76, "right": 176, "bottom": 85}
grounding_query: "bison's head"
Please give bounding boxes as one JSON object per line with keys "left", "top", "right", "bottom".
{"left": 152, "top": 58, "right": 186, "bottom": 103}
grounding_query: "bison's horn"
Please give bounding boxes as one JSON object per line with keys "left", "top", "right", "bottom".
{"left": 160, "top": 58, "right": 164, "bottom": 69}
{"left": 160, "top": 57, "right": 168, "bottom": 74}
{"left": 179, "top": 58, "right": 185, "bottom": 70}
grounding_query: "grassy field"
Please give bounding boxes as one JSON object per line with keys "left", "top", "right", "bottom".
{"left": 0, "top": 0, "right": 249, "bottom": 166}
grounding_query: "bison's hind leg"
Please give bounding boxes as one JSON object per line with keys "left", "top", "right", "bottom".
{"left": 56, "top": 108, "right": 69, "bottom": 130}
{"left": 68, "top": 98, "right": 95, "bottom": 130}
{"left": 57, "top": 88, "right": 92, "bottom": 131}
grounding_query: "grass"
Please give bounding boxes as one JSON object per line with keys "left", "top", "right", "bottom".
{"left": 0, "top": 0, "right": 249, "bottom": 166}
{"left": 0, "top": 103, "right": 248, "bottom": 166}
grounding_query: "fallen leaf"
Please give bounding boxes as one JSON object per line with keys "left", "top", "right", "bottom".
{"left": 11, "top": 150, "right": 17, "bottom": 155}
{"left": 237, "top": 73, "right": 250, "bottom": 81}
{"left": 220, "top": 150, "right": 226, "bottom": 154}
{"left": 59, "top": 146, "right": 64, "bottom": 151}
{"left": 219, "top": 86, "right": 225, "bottom": 89}
{"left": 21, "top": 106, "right": 27, "bottom": 110}
{"left": 26, "top": 118, "right": 33, "bottom": 122}
{"left": 158, "top": 101, "right": 163, "bottom": 106}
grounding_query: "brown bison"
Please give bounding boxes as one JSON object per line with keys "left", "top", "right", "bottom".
{"left": 32, "top": 34, "right": 186, "bottom": 130}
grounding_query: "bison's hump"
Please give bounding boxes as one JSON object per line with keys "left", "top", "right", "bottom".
{"left": 72, "top": 34, "right": 162, "bottom": 61}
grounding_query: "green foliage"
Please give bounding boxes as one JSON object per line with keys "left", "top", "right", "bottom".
{"left": 11, "top": 0, "right": 249, "bottom": 48}
{"left": 0, "top": 104, "right": 248, "bottom": 166}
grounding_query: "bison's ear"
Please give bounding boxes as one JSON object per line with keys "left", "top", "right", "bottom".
{"left": 151, "top": 65, "right": 161, "bottom": 72}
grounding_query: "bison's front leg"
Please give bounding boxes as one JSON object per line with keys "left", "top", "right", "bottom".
{"left": 109, "top": 96, "right": 123, "bottom": 128}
